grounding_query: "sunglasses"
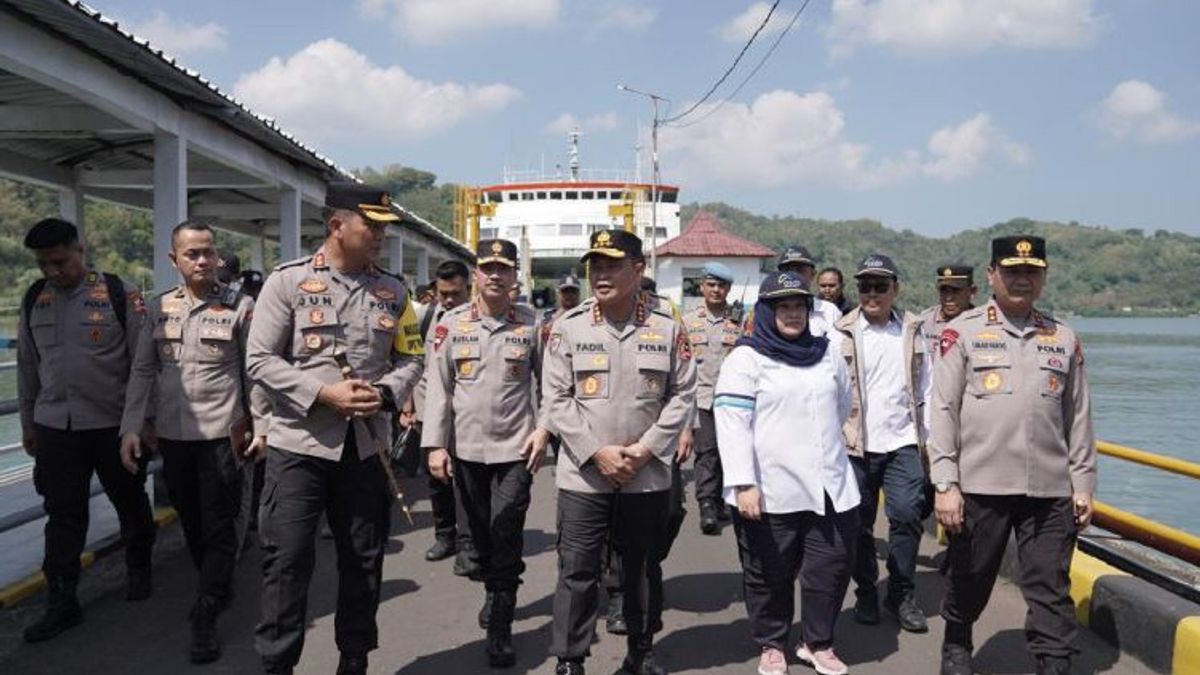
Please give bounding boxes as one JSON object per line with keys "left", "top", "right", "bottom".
{"left": 857, "top": 280, "right": 893, "bottom": 294}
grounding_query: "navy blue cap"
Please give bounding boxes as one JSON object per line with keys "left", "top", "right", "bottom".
{"left": 777, "top": 245, "right": 815, "bottom": 268}
{"left": 758, "top": 271, "right": 813, "bottom": 301}
{"left": 854, "top": 253, "right": 899, "bottom": 279}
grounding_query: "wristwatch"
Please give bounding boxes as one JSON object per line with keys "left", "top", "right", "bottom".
{"left": 934, "top": 481, "right": 958, "bottom": 493}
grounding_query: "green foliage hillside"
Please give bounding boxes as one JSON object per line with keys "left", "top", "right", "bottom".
{"left": 1, "top": 171, "right": 1196, "bottom": 316}
{"left": 683, "top": 203, "right": 1200, "bottom": 316}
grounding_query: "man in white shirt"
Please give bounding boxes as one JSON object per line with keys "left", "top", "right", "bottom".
{"left": 831, "top": 254, "right": 932, "bottom": 634}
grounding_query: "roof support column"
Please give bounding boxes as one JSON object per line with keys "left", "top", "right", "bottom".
{"left": 387, "top": 235, "right": 404, "bottom": 276}
{"left": 416, "top": 246, "right": 430, "bottom": 286}
{"left": 58, "top": 175, "right": 85, "bottom": 242}
{"left": 153, "top": 130, "right": 187, "bottom": 293}
{"left": 279, "top": 187, "right": 301, "bottom": 261}
{"left": 249, "top": 235, "right": 265, "bottom": 271}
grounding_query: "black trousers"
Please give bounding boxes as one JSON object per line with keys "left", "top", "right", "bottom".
{"left": 693, "top": 409, "right": 723, "bottom": 505}
{"left": 254, "top": 431, "right": 391, "bottom": 670}
{"left": 424, "top": 447, "right": 473, "bottom": 549}
{"left": 159, "top": 438, "right": 242, "bottom": 602}
{"left": 454, "top": 459, "right": 532, "bottom": 592}
{"left": 941, "top": 494, "right": 1078, "bottom": 657}
{"left": 734, "top": 496, "right": 859, "bottom": 651}
{"left": 603, "top": 460, "right": 686, "bottom": 597}
{"left": 850, "top": 445, "right": 927, "bottom": 604}
{"left": 32, "top": 424, "right": 156, "bottom": 582}
{"left": 553, "top": 489, "right": 670, "bottom": 660}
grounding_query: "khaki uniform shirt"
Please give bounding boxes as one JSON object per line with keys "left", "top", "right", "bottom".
{"left": 18, "top": 270, "right": 145, "bottom": 432}
{"left": 684, "top": 304, "right": 741, "bottom": 411}
{"left": 245, "top": 249, "right": 424, "bottom": 461}
{"left": 542, "top": 298, "right": 697, "bottom": 494}
{"left": 421, "top": 301, "right": 545, "bottom": 463}
{"left": 120, "top": 283, "right": 267, "bottom": 441}
{"left": 929, "top": 298, "right": 1097, "bottom": 497}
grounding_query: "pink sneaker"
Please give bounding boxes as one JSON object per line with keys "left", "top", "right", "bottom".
{"left": 795, "top": 643, "right": 848, "bottom": 675}
{"left": 758, "top": 646, "right": 789, "bottom": 675}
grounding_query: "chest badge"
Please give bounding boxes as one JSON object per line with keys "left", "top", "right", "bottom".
{"left": 309, "top": 309, "right": 326, "bottom": 325}
{"left": 458, "top": 361, "right": 475, "bottom": 377}
{"left": 582, "top": 375, "right": 600, "bottom": 396}
{"left": 299, "top": 278, "right": 328, "bottom": 294}
{"left": 982, "top": 371, "right": 1003, "bottom": 392}
{"left": 378, "top": 315, "right": 396, "bottom": 330}
{"left": 305, "top": 334, "right": 324, "bottom": 351}
{"left": 372, "top": 286, "right": 397, "bottom": 301}
{"left": 89, "top": 327, "right": 103, "bottom": 343}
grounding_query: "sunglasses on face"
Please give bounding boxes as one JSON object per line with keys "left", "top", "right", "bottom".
{"left": 857, "top": 280, "right": 892, "bottom": 294}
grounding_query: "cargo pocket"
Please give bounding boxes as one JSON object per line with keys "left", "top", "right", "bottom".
{"left": 197, "top": 324, "right": 237, "bottom": 362}
{"left": 453, "top": 342, "right": 482, "bottom": 381}
{"left": 968, "top": 354, "right": 1013, "bottom": 398}
{"left": 572, "top": 352, "right": 610, "bottom": 399}
{"left": 504, "top": 344, "right": 530, "bottom": 382}
{"left": 294, "top": 306, "right": 338, "bottom": 358}
{"left": 1038, "top": 354, "right": 1069, "bottom": 400}
{"left": 636, "top": 353, "right": 670, "bottom": 399}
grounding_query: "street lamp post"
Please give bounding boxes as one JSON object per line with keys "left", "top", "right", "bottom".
{"left": 617, "top": 84, "right": 667, "bottom": 280}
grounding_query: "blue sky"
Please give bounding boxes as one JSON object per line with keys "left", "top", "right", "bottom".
{"left": 92, "top": 0, "right": 1199, "bottom": 236}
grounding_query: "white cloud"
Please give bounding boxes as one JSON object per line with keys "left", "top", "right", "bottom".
{"left": 923, "top": 113, "right": 1031, "bottom": 181}
{"left": 828, "top": 0, "right": 1104, "bottom": 57}
{"left": 127, "top": 10, "right": 228, "bottom": 56}
{"left": 544, "top": 112, "right": 620, "bottom": 135}
{"left": 359, "top": 0, "right": 559, "bottom": 45}
{"left": 593, "top": 3, "right": 657, "bottom": 31}
{"left": 660, "top": 91, "right": 1027, "bottom": 190}
{"left": 721, "top": 2, "right": 787, "bottom": 43}
{"left": 232, "top": 40, "right": 521, "bottom": 142}
{"left": 1093, "top": 80, "right": 1200, "bottom": 144}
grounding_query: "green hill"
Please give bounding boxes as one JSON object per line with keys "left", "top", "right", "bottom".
{"left": 683, "top": 203, "right": 1200, "bottom": 316}
{"left": 1, "top": 169, "right": 1196, "bottom": 316}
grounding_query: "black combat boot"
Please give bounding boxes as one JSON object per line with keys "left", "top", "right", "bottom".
{"left": 23, "top": 577, "right": 83, "bottom": 643}
{"left": 555, "top": 659, "right": 585, "bottom": 675}
{"left": 125, "top": 566, "right": 152, "bottom": 601}
{"left": 336, "top": 652, "right": 368, "bottom": 674}
{"left": 622, "top": 634, "right": 667, "bottom": 675}
{"left": 1035, "top": 655, "right": 1071, "bottom": 675}
{"left": 189, "top": 595, "right": 221, "bottom": 664}
{"left": 699, "top": 501, "right": 719, "bottom": 535}
{"left": 940, "top": 621, "right": 973, "bottom": 675}
{"left": 478, "top": 590, "right": 494, "bottom": 629}
{"left": 486, "top": 590, "right": 517, "bottom": 668}
{"left": 605, "top": 590, "right": 628, "bottom": 635}
{"left": 424, "top": 535, "right": 456, "bottom": 561}
{"left": 453, "top": 540, "right": 482, "bottom": 579}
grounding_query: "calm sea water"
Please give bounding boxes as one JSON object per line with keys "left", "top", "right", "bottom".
{"left": 0, "top": 316, "right": 1197, "bottom": 532}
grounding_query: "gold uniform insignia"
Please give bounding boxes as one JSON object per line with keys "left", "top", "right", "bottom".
{"left": 372, "top": 287, "right": 397, "bottom": 301}
{"left": 582, "top": 375, "right": 600, "bottom": 396}
{"left": 596, "top": 231, "right": 612, "bottom": 247}
{"left": 592, "top": 354, "right": 608, "bottom": 367}
{"left": 942, "top": 267, "right": 953, "bottom": 276}
{"left": 378, "top": 315, "right": 396, "bottom": 330}
{"left": 87, "top": 311, "right": 104, "bottom": 322}
{"left": 491, "top": 241, "right": 503, "bottom": 255}
{"left": 305, "top": 334, "right": 323, "bottom": 350}
{"left": 299, "top": 278, "right": 328, "bottom": 294}
{"left": 458, "top": 361, "right": 475, "bottom": 377}
{"left": 982, "top": 371, "right": 1003, "bottom": 392}
{"left": 1016, "top": 240, "right": 1033, "bottom": 257}
{"left": 309, "top": 309, "right": 325, "bottom": 325}
{"left": 1048, "top": 374, "right": 1061, "bottom": 393}
{"left": 458, "top": 345, "right": 472, "bottom": 358}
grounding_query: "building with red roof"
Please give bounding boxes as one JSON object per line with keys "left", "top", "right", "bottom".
{"left": 653, "top": 211, "right": 775, "bottom": 310}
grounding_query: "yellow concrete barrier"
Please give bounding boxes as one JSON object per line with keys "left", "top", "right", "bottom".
{"left": 1068, "top": 549, "right": 1127, "bottom": 626}
{"left": 1175, "top": 616, "right": 1200, "bottom": 675}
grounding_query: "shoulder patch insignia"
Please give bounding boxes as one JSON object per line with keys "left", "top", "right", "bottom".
{"left": 1074, "top": 339, "right": 1084, "bottom": 366}
{"left": 127, "top": 290, "right": 146, "bottom": 316}
{"left": 987, "top": 306, "right": 998, "bottom": 324}
{"left": 675, "top": 330, "right": 692, "bottom": 361}
{"left": 549, "top": 332, "right": 563, "bottom": 354}
{"left": 939, "top": 328, "right": 960, "bottom": 357}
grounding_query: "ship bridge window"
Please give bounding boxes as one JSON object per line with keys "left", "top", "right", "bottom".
{"left": 521, "top": 192, "right": 534, "bottom": 200}
{"left": 560, "top": 223, "right": 583, "bottom": 235}
{"left": 550, "top": 191, "right": 562, "bottom": 200}
{"left": 536, "top": 191, "right": 547, "bottom": 199}
{"left": 581, "top": 191, "right": 594, "bottom": 200}
{"left": 565, "top": 191, "right": 578, "bottom": 200}
{"left": 643, "top": 227, "right": 668, "bottom": 240}
{"left": 660, "top": 192, "right": 677, "bottom": 203}
{"left": 506, "top": 192, "right": 519, "bottom": 201}
{"left": 486, "top": 192, "right": 503, "bottom": 203}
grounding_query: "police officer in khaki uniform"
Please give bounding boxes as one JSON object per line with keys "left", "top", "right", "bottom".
{"left": 118, "top": 221, "right": 267, "bottom": 664}
{"left": 246, "top": 183, "right": 425, "bottom": 675}
{"left": 17, "top": 218, "right": 157, "bottom": 644}
{"left": 422, "top": 239, "right": 550, "bottom": 668}
{"left": 683, "top": 261, "right": 741, "bottom": 535}
{"left": 931, "top": 236, "right": 1097, "bottom": 675}
{"left": 544, "top": 230, "right": 697, "bottom": 675}
{"left": 918, "top": 264, "right": 977, "bottom": 359}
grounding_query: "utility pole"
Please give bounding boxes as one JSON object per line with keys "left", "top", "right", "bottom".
{"left": 617, "top": 84, "right": 668, "bottom": 280}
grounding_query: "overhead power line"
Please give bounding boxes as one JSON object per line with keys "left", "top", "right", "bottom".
{"left": 668, "top": 0, "right": 813, "bottom": 130}
{"left": 661, "top": 0, "right": 782, "bottom": 125}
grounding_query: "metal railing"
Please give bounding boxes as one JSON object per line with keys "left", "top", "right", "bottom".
{"left": 1091, "top": 441, "right": 1200, "bottom": 567}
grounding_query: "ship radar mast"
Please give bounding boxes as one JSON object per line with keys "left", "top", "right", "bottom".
{"left": 568, "top": 128, "right": 582, "bottom": 182}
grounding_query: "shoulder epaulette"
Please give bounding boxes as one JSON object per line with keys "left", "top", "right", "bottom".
{"left": 273, "top": 255, "right": 313, "bottom": 272}
{"left": 561, "top": 299, "right": 593, "bottom": 321}
{"left": 441, "top": 303, "right": 472, "bottom": 322}
{"left": 377, "top": 269, "right": 406, "bottom": 285}
{"left": 154, "top": 285, "right": 183, "bottom": 300}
